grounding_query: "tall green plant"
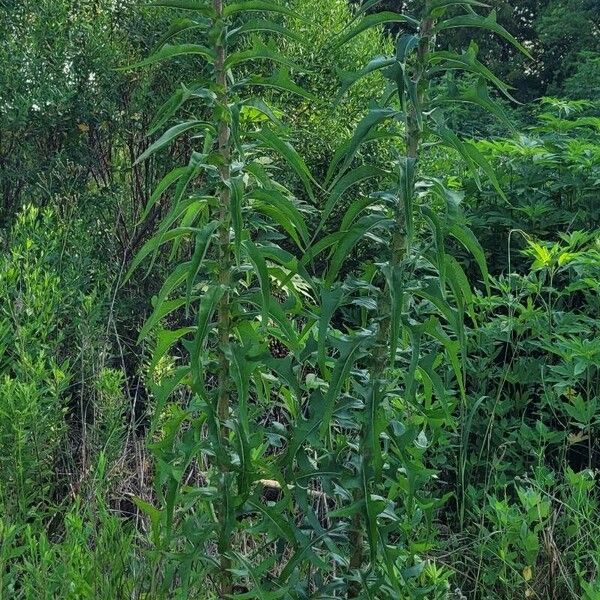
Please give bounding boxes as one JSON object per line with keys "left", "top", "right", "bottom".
{"left": 130, "top": 0, "right": 531, "bottom": 596}
{"left": 125, "top": 1, "right": 332, "bottom": 596}
{"left": 304, "top": 0, "right": 531, "bottom": 594}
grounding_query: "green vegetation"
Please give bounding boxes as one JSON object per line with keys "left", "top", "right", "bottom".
{"left": 1, "top": 0, "right": 599, "bottom": 598}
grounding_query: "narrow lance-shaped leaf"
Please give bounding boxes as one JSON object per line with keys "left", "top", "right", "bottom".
{"left": 153, "top": 17, "right": 212, "bottom": 51}
{"left": 435, "top": 10, "right": 532, "bottom": 58}
{"left": 225, "top": 40, "right": 307, "bottom": 71}
{"left": 448, "top": 222, "right": 490, "bottom": 293}
{"left": 361, "top": 458, "right": 382, "bottom": 562}
{"left": 248, "top": 188, "right": 309, "bottom": 248}
{"left": 339, "top": 196, "right": 376, "bottom": 233}
{"left": 228, "top": 19, "right": 304, "bottom": 43}
{"left": 242, "top": 239, "right": 271, "bottom": 331}
{"left": 427, "top": 0, "right": 489, "bottom": 15}
{"left": 243, "top": 291, "right": 301, "bottom": 353}
{"left": 139, "top": 166, "right": 187, "bottom": 222}
{"left": 429, "top": 47, "right": 518, "bottom": 102}
{"left": 186, "top": 221, "right": 219, "bottom": 307}
{"left": 119, "top": 43, "right": 215, "bottom": 70}
{"left": 382, "top": 263, "right": 404, "bottom": 363}
{"left": 252, "top": 128, "right": 317, "bottom": 202}
{"left": 138, "top": 263, "right": 190, "bottom": 343}
{"left": 224, "top": 1, "right": 299, "bottom": 18}
{"left": 337, "top": 55, "right": 396, "bottom": 101}
{"left": 135, "top": 120, "right": 214, "bottom": 165}
{"left": 126, "top": 227, "right": 198, "bottom": 283}
{"left": 189, "top": 285, "right": 226, "bottom": 370}
{"left": 332, "top": 109, "right": 399, "bottom": 182}
{"left": 226, "top": 345, "right": 252, "bottom": 438}
{"left": 325, "top": 128, "right": 394, "bottom": 185}
{"left": 150, "top": 327, "right": 196, "bottom": 373}
{"left": 421, "top": 205, "right": 446, "bottom": 292}
{"left": 237, "top": 70, "right": 316, "bottom": 101}
{"left": 317, "top": 165, "right": 388, "bottom": 237}
{"left": 150, "top": 0, "right": 215, "bottom": 14}
{"left": 230, "top": 176, "right": 245, "bottom": 263}
{"left": 398, "top": 157, "right": 416, "bottom": 250}
{"left": 325, "top": 214, "right": 389, "bottom": 287}
{"left": 319, "top": 332, "right": 370, "bottom": 438}
{"left": 334, "top": 12, "right": 419, "bottom": 49}
{"left": 149, "top": 84, "right": 216, "bottom": 136}
{"left": 317, "top": 286, "right": 344, "bottom": 375}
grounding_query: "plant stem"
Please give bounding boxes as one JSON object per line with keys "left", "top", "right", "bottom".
{"left": 214, "top": 0, "right": 233, "bottom": 595}
{"left": 348, "top": 10, "right": 435, "bottom": 595}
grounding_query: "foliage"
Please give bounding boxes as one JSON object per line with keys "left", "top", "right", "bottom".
{"left": 1, "top": 0, "right": 600, "bottom": 599}
{"left": 448, "top": 228, "right": 600, "bottom": 598}
{"left": 465, "top": 98, "right": 600, "bottom": 273}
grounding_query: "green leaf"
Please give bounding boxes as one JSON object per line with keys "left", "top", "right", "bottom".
{"left": 153, "top": 17, "right": 211, "bottom": 51}
{"left": 436, "top": 78, "right": 515, "bottom": 131}
{"left": 404, "top": 323, "right": 424, "bottom": 405}
{"left": 429, "top": 47, "right": 517, "bottom": 101}
{"left": 133, "top": 498, "right": 163, "bottom": 546}
{"left": 435, "top": 11, "right": 532, "bottom": 58}
{"left": 226, "top": 344, "right": 253, "bottom": 436}
{"left": 381, "top": 263, "right": 404, "bottom": 363}
{"left": 239, "top": 97, "right": 283, "bottom": 126}
{"left": 228, "top": 19, "right": 303, "bottom": 43}
{"left": 361, "top": 459, "right": 381, "bottom": 561}
{"left": 248, "top": 188, "right": 309, "bottom": 248}
{"left": 246, "top": 499, "right": 296, "bottom": 541}
{"left": 242, "top": 291, "right": 301, "bottom": 353}
{"left": 190, "top": 285, "right": 225, "bottom": 368}
{"left": 149, "top": 85, "right": 216, "bottom": 136}
{"left": 186, "top": 221, "right": 219, "bottom": 306}
{"left": 150, "top": 327, "right": 195, "bottom": 372}
{"left": 337, "top": 56, "right": 396, "bottom": 100}
{"left": 139, "top": 263, "right": 190, "bottom": 343}
{"left": 332, "top": 109, "right": 398, "bottom": 181}
{"left": 138, "top": 297, "right": 188, "bottom": 344}
{"left": 238, "top": 70, "right": 316, "bottom": 100}
{"left": 444, "top": 253, "right": 475, "bottom": 321}
{"left": 334, "top": 12, "right": 419, "bottom": 49}
{"left": 139, "top": 166, "right": 187, "bottom": 222}
{"left": 427, "top": 0, "right": 488, "bottom": 15}
{"left": 242, "top": 239, "right": 270, "bottom": 330}
{"left": 119, "top": 43, "right": 215, "bottom": 70}
{"left": 320, "top": 332, "right": 370, "bottom": 437}
{"left": 318, "top": 165, "right": 388, "bottom": 235}
{"left": 300, "top": 231, "right": 346, "bottom": 268}
{"left": 150, "top": 0, "right": 215, "bottom": 14}
{"left": 125, "top": 227, "right": 198, "bottom": 283}
{"left": 448, "top": 222, "right": 490, "bottom": 293}
{"left": 325, "top": 214, "right": 388, "bottom": 286}
{"left": 398, "top": 156, "right": 416, "bottom": 249}
{"left": 252, "top": 128, "right": 317, "bottom": 202}
{"left": 230, "top": 176, "right": 245, "bottom": 263}
{"left": 224, "top": 1, "right": 299, "bottom": 18}
{"left": 263, "top": 355, "right": 303, "bottom": 402}
{"left": 317, "top": 286, "right": 344, "bottom": 375}
{"left": 461, "top": 139, "right": 506, "bottom": 199}
{"left": 135, "top": 120, "right": 214, "bottom": 165}
{"left": 422, "top": 210, "right": 447, "bottom": 294}
{"left": 282, "top": 391, "right": 326, "bottom": 464}
{"left": 225, "top": 40, "right": 306, "bottom": 71}
{"left": 339, "top": 196, "right": 376, "bottom": 233}
{"left": 433, "top": 125, "right": 505, "bottom": 199}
